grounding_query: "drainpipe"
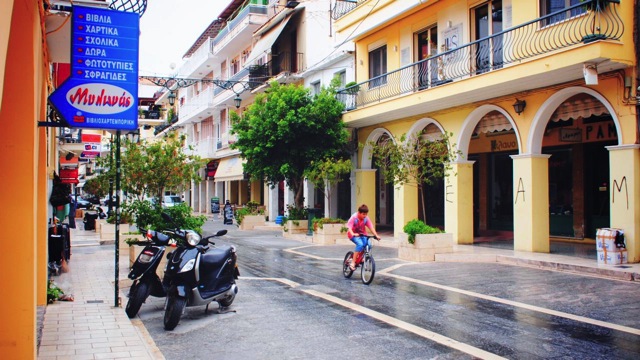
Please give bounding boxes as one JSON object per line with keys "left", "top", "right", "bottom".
{"left": 635, "top": 2, "right": 640, "bottom": 143}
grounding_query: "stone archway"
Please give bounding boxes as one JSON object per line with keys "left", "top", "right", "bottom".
{"left": 457, "top": 104, "right": 522, "bottom": 159}
{"left": 361, "top": 128, "right": 395, "bottom": 169}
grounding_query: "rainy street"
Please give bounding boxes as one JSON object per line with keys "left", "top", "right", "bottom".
{"left": 134, "top": 219, "right": 640, "bottom": 360}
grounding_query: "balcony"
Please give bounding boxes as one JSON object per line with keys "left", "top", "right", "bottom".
{"left": 212, "top": 5, "right": 269, "bottom": 56}
{"left": 187, "top": 137, "right": 217, "bottom": 159}
{"left": 248, "top": 52, "right": 305, "bottom": 84}
{"left": 177, "top": 87, "right": 215, "bottom": 124}
{"left": 178, "top": 38, "right": 215, "bottom": 79}
{"left": 331, "top": 0, "right": 366, "bottom": 20}
{"left": 337, "top": 2, "right": 625, "bottom": 126}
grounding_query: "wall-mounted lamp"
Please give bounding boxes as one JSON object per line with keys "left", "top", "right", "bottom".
{"left": 234, "top": 95, "right": 242, "bottom": 109}
{"left": 167, "top": 91, "right": 176, "bottom": 106}
{"left": 583, "top": 63, "right": 598, "bottom": 85}
{"left": 512, "top": 99, "right": 526, "bottom": 115}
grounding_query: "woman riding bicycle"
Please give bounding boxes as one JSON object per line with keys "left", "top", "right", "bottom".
{"left": 346, "top": 204, "right": 380, "bottom": 271}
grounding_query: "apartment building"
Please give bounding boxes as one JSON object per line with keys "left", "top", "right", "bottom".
{"left": 173, "top": 0, "right": 355, "bottom": 220}
{"left": 333, "top": 0, "right": 639, "bottom": 260}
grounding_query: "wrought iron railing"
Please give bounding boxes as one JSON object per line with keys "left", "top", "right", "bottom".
{"left": 248, "top": 52, "right": 305, "bottom": 83}
{"left": 331, "top": 0, "right": 366, "bottom": 20}
{"left": 213, "top": 67, "right": 253, "bottom": 96}
{"left": 336, "top": 0, "right": 623, "bottom": 110}
{"left": 212, "top": 5, "right": 269, "bottom": 48}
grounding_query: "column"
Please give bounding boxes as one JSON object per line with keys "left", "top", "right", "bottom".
{"left": 268, "top": 185, "right": 279, "bottom": 220}
{"left": 303, "top": 179, "right": 314, "bottom": 208}
{"left": 354, "top": 169, "right": 376, "bottom": 225}
{"left": 190, "top": 180, "right": 196, "bottom": 208}
{"left": 394, "top": 183, "right": 418, "bottom": 238}
{"left": 284, "top": 181, "right": 294, "bottom": 210}
{"left": 444, "top": 161, "right": 474, "bottom": 244}
{"left": 511, "top": 154, "right": 550, "bottom": 252}
{"left": 608, "top": 145, "right": 640, "bottom": 263}
{"left": 250, "top": 180, "right": 262, "bottom": 204}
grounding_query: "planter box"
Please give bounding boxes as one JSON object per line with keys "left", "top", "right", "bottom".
{"left": 239, "top": 215, "right": 267, "bottom": 230}
{"left": 398, "top": 232, "right": 453, "bottom": 262}
{"left": 283, "top": 220, "right": 308, "bottom": 238}
{"left": 312, "top": 223, "right": 345, "bottom": 245}
{"left": 100, "top": 223, "right": 130, "bottom": 240}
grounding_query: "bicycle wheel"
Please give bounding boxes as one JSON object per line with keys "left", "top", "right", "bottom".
{"left": 361, "top": 254, "right": 375, "bottom": 285}
{"left": 342, "top": 251, "right": 354, "bottom": 278}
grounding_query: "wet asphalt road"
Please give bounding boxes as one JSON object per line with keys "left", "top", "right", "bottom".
{"left": 135, "top": 218, "right": 640, "bottom": 360}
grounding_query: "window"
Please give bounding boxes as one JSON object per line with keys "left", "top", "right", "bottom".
{"left": 334, "top": 70, "right": 346, "bottom": 88}
{"left": 311, "top": 80, "right": 321, "bottom": 96}
{"left": 369, "top": 45, "right": 387, "bottom": 87}
{"left": 541, "top": 0, "right": 586, "bottom": 25}
{"left": 472, "top": 1, "right": 503, "bottom": 74}
{"left": 415, "top": 26, "right": 438, "bottom": 89}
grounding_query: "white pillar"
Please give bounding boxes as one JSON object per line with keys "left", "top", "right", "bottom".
{"left": 303, "top": 179, "right": 314, "bottom": 208}
{"left": 190, "top": 180, "right": 196, "bottom": 209}
{"left": 268, "top": 185, "right": 279, "bottom": 220}
{"left": 284, "top": 181, "right": 294, "bottom": 211}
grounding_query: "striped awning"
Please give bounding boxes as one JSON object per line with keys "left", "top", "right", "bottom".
{"left": 551, "top": 95, "right": 609, "bottom": 122}
{"left": 474, "top": 111, "right": 512, "bottom": 134}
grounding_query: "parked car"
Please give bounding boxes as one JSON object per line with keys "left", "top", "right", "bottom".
{"left": 75, "top": 197, "right": 92, "bottom": 209}
{"left": 162, "top": 195, "right": 183, "bottom": 208}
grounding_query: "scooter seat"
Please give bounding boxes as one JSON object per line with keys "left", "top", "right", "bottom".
{"left": 200, "top": 245, "right": 233, "bottom": 266}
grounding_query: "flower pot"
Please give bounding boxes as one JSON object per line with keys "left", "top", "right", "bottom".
{"left": 398, "top": 232, "right": 453, "bottom": 262}
{"left": 312, "top": 223, "right": 344, "bottom": 245}
{"left": 239, "top": 215, "right": 267, "bottom": 230}
{"left": 283, "top": 220, "right": 308, "bottom": 238}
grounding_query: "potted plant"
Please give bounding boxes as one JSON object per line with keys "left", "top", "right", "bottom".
{"left": 312, "top": 217, "right": 347, "bottom": 245}
{"left": 282, "top": 205, "right": 308, "bottom": 238}
{"left": 236, "top": 201, "right": 266, "bottom": 230}
{"left": 398, "top": 219, "right": 453, "bottom": 262}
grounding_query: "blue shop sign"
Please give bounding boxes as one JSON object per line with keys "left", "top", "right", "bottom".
{"left": 49, "top": 6, "right": 139, "bottom": 131}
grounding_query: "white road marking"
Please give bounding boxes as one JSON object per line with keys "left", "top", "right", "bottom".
{"left": 241, "top": 277, "right": 505, "bottom": 359}
{"left": 378, "top": 264, "right": 640, "bottom": 337}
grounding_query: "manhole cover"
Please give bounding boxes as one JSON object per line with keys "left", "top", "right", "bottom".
{"left": 86, "top": 300, "right": 104, "bottom": 304}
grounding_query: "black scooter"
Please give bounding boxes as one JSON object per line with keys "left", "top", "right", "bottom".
{"left": 125, "top": 228, "right": 172, "bottom": 318}
{"left": 161, "top": 213, "right": 239, "bottom": 330}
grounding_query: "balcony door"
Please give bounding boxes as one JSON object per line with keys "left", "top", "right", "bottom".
{"left": 415, "top": 26, "right": 438, "bottom": 90}
{"left": 472, "top": 0, "right": 503, "bottom": 74}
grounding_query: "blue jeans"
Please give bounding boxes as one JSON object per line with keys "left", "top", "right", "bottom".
{"left": 351, "top": 235, "right": 368, "bottom": 252}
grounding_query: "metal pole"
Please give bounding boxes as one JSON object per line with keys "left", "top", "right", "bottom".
{"left": 114, "top": 131, "right": 121, "bottom": 307}
{"left": 108, "top": 134, "right": 114, "bottom": 218}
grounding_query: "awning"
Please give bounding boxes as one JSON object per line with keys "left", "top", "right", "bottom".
{"left": 214, "top": 156, "right": 246, "bottom": 182}
{"left": 551, "top": 95, "right": 609, "bottom": 122}
{"left": 244, "top": 13, "right": 295, "bottom": 66}
{"left": 474, "top": 111, "right": 513, "bottom": 134}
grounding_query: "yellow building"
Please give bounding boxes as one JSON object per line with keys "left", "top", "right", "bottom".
{"left": 334, "top": 0, "right": 639, "bottom": 259}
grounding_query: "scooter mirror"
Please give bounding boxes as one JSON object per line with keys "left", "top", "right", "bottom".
{"left": 216, "top": 230, "right": 227, "bottom": 236}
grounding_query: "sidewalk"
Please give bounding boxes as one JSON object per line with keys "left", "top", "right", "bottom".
{"left": 38, "top": 223, "right": 164, "bottom": 360}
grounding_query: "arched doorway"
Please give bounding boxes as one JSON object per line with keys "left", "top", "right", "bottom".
{"left": 461, "top": 106, "right": 521, "bottom": 239}
{"left": 542, "top": 93, "right": 616, "bottom": 239}
{"left": 373, "top": 133, "right": 395, "bottom": 228}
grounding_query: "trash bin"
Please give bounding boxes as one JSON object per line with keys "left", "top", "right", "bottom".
{"left": 83, "top": 212, "right": 99, "bottom": 231}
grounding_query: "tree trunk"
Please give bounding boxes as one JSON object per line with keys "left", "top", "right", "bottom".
{"left": 419, "top": 184, "right": 427, "bottom": 223}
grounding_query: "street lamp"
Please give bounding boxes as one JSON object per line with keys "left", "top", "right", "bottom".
{"left": 234, "top": 95, "right": 242, "bottom": 109}
{"left": 167, "top": 91, "right": 176, "bottom": 106}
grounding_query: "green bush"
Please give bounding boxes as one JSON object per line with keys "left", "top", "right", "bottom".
{"left": 403, "top": 219, "right": 443, "bottom": 244}
{"left": 284, "top": 204, "right": 308, "bottom": 221}
{"left": 126, "top": 199, "right": 207, "bottom": 236}
{"left": 235, "top": 201, "right": 265, "bottom": 225}
{"left": 312, "top": 217, "right": 346, "bottom": 231}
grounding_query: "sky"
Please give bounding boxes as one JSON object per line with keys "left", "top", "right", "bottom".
{"left": 138, "top": 0, "right": 231, "bottom": 77}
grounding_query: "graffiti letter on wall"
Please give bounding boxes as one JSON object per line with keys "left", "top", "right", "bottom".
{"left": 515, "top": 178, "right": 525, "bottom": 204}
{"left": 612, "top": 176, "right": 628, "bottom": 210}
{"left": 446, "top": 184, "right": 453, "bottom": 203}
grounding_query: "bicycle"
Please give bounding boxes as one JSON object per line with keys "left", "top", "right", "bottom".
{"left": 342, "top": 234, "right": 379, "bottom": 285}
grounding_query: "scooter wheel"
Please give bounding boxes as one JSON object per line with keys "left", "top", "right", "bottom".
{"left": 217, "top": 292, "right": 236, "bottom": 307}
{"left": 164, "top": 295, "right": 186, "bottom": 331}
{"left": 125, "top": 281, "right": 150, "bottom": 319}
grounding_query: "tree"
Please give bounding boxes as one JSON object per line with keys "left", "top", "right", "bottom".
{"left": 121, "top": 134, "right": 203, "bottom": 201}
{"left": 367, "top": 131, "right": 459, "bottom": 222}
{"left": 230, "top": 81, "right": 348, "bottom": 208}
{"left": 305, "top": 157, "right": 352, "bottom": 217}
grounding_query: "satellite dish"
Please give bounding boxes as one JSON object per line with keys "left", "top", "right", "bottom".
{"left": 169, "top": 63, "right": 176, "bottom": 70}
